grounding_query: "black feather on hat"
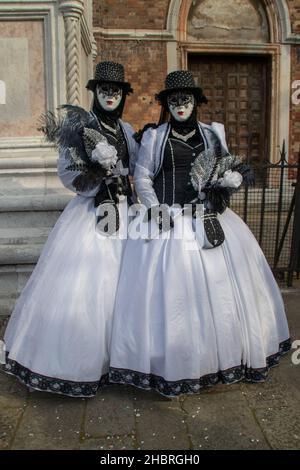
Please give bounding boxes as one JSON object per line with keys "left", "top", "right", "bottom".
{"left": 156, "top": 70, "right": 208, "bottom": 105}
{"left": 86, "top": 61, "right": 133, "bottom": 95}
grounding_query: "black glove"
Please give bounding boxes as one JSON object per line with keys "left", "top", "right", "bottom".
{"left": 183, "top": 181, "right": 231, "bottom": 216}
{"left": 94, "top": 178, "right": 118, "bottom": 207}
{"left": 203, "top": 182, "right": 231, "bottom": 214}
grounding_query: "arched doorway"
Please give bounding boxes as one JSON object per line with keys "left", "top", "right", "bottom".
{"left": 166, "top": 0, "right": 291, "bottom": 165}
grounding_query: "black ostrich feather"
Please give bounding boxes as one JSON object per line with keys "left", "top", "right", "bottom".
{"left": 37, "top": 105, "right": 113, "bottom": 193}
{"left": 37, "top": 111, "right": 62, "bottom": 146}
{"left": 37, "top": 105, "right": 100, "bottom": 155}
{"left": 58, "top": 105, "right": 99, "bottom": 150}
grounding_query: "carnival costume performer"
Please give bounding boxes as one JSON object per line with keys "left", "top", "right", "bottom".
{"left": 109, "top": 70, "right": 291, "bottom": 397}
{"left": 2, "top": 61, "right": 138, "bottom": 397}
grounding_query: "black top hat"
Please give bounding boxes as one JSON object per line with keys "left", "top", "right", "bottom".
{"left": 86, "top": 61, "right": 133, "bottom": 94}
{"left": 156, "top": 70, "right": 207, "bottom": 105}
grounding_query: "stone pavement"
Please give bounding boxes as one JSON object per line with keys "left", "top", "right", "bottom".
{"left": 0, "top": 290, "right": 299, "bottom": 451}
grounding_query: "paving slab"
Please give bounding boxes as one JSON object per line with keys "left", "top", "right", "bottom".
{"left": 85, "top": 385, "right": 136, "bottom": 438}
{"left": 11, "top": 395, "right": 85, "bottom": 450}
{"left": 254, "top": 405, "right": 300, "bottom": 450}
{"left": 0, "top": 371, "right": 28, "bottom": 409}
{"left": 132, "top": 389, "right": 190, "bottom": 450}
{"left": 0, "top": 406, "right": 23, "bottom": 450}
{"left": 79, "top": 434, "right": 136, "bottom": 450}
{"left": 182, "top": 390, "right": 270, "bottom": 450}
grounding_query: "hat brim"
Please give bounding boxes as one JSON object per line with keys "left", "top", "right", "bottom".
{"left": 86, "top": 79, "right": 133, "bottom": 95}
{"left": 156, "top": 86, "right": 208, "bottom": 105}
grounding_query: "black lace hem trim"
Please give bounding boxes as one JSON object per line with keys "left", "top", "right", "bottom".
{"left": 3, "top": 352, "right": 109, "bottom": 397}
{"left": 108, "top": 338, "right": 292, "bottom": 397}
{"left": 2, "top": 338, "right": 291, "bottom": 398}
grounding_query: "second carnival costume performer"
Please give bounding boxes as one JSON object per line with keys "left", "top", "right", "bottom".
{"left": 109, "top": 70, "right": 291, "bottom": 397}
{"left": 1, "top": 61, "right": 138, "bottom": 397}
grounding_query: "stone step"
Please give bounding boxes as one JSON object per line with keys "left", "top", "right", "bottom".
{"left": 0, "top": 265, "right": 34, "bottom": 316}
{"left": 0, "top": 211, "right": 62, "bottom": 229}
{"left": 0, "top": 155, "right": 73, "bottom": 316}
{"left": 0, "top": 194, "right": 72, "bottom": 212}
{"left": 0, "top": 244, "right": 44, "bottom": 265}
{"left": 0, "top": 227, "right": 50, "bottom": 245}
{"left": 0, "top": 208, "right": 59, "bottom": 264}
{"left": 0, "top": 297, "right": 19, "bottom": 317}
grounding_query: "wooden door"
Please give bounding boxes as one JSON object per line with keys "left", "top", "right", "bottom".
{"left": 188, "top": 54, "right": 270, "bottom": 166}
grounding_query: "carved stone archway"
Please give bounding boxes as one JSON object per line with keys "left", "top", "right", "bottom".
{"left": 167, "top": 0, "right": 293, "bottom": 44}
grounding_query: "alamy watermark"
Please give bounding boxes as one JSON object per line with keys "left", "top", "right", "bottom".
{"left": 292, "top": 80, "right": 300, "bottom": 105}
{"left": 291, "top": 340, "right": 300, "bottom": 365}
{"left": 95, "top": 201, "right": 207, "bottom": 245}
{"left": 0, "top": 340, "right": 6, "bottom": 364}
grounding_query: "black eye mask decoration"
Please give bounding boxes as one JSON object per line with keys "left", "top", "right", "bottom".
{"left": 97, "top": 84, "right": 122, "bottom": 99}
{"left": 167, "top": 92, "right": 194, "bottom": 109}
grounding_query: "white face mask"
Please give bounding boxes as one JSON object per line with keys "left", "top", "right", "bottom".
{"left": 96, "top": 83, "right": 123, "bottom": 112}
{"left": 167, "top": 92, "right": 195, "bottom": 122}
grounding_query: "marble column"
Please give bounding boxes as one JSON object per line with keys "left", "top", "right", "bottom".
{"left": 59, "top": 0, "right": 84, "bottom": 105}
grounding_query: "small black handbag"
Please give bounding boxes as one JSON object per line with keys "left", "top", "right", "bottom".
{"left": 192, "top": 150, "right": 225, "bottom": 249}
{"left": 200, "top": 209, "right": 225, "bottom": 249}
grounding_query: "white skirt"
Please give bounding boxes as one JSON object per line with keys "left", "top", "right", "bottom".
{"left": 109, "top": 207, "right": 291, "bottom": 397}
{"left": 2, "top": 196, "right": 128, "bottom": 397}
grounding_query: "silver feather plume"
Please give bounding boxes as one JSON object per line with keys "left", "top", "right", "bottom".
{"left": 82, "top": 128, "right": 108, "bottom": 159}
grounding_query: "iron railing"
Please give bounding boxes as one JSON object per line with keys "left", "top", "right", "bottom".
{"left": 230, "top": 141, "right": 300, "bottom": 287}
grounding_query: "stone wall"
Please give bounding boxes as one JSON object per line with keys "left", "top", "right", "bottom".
{"left": 92, "top": 0, "right": 171, "bottom": 129}
{"left": 93, "top": 0, "right": 170, "bottom": 29}
{"left": 290, "top": 45, "right": 300, "bottom": 162}
{"left": 287, "top": 0, "right": 300, "bottom": 33}
{"left": 94, "top": 38, "right": 167, "bottom": 129}
{"left": 0, "top": 20, "right": 46, "bottom": 139}
{"left": 287, "top": 0, "right": 300, "bottom": 162}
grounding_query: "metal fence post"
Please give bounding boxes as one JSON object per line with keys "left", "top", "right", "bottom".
{"left": 287, "top": 151, "right": 300, "bottom": 287}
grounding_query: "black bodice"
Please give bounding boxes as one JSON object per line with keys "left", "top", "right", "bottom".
{"left": 153, "top": 129, "right": 205, "bottom": 206}
{"left": 99, "top": 119, "right": 129, "bottom": 169}
{"left": 93, "top": 116, "right": 132, "bottom": 207}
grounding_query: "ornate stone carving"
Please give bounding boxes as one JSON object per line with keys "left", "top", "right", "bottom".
{"left": 187, "top": 0, "right": 269, "bottom": 44}
{"left": 91, "top": 33, "right": 98, "bottom": 61}
{"left": 59, "top": 1, "right": 84, "bottom": 105}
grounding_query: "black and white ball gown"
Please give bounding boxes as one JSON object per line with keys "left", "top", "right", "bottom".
{"left": 2, "top": 111, "right": 138, "bottom": 397}
{"left": 109, "top": 121, "right": 291, "bottom": 397}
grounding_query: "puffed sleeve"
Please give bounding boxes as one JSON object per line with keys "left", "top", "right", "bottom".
{"left": 213, "top": 123, "right": 255, "bottom": 186}
{"left": 133, "top": 127, "right": 160, "bottom": 208}
{"left": 57, "top": 147, "right": 103, "bottom": 198}
{"left": 210, "top": 122, "right": 230, "bottom": 156}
